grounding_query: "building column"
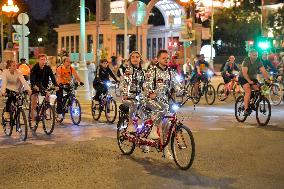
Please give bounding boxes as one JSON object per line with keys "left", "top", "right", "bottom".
{"left": 77, "top": 0, "right": 90, "bottom": 100}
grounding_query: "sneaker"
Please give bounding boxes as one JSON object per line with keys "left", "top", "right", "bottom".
{"left": 57, "top": 114, "right": 64, "bottom": 119}
{"left": 141, "top": 145, "right": 150, "bottom": 153}
{"left": 148, "top": 127, "right": 160, "bottom": 140}
{"left": 243, "top": 109, "right": 250, "bottom": 116}
{"left": 164, "top": 147, "right": 174, "bottom": 160}
{"left": 3, "top": 112, "right": 10, "bottom": 121}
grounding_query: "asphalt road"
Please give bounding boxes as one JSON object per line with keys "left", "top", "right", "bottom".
{"left": 0, "top": 97, "right": 283, "bottom": 189}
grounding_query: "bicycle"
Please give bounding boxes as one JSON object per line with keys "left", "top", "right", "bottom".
{"left": 91, "top": 81, "right": 117, "bottom": 123}
{"left": 235, "top": 82, "right": 271, "bottom": 126}
{"left": 117, "top": 92, "right": 195, "bottom": 170}
{"left": 1, "top": 91, "right": 28, "bottom": 141}
{"left": 217, "top": 74, "right": 244, "bottom": 101}
{"left": 54, "top": 83, "right": 83, "bottom": 125}
{"left": 28, "top": 87, "right": 56, "bottom": 135}
{"left": 190, "top": 71, "right": 216, "bottom": 105}
{"left": 114, "top": 82, "right": 121, "bottom": 97}
{"left": 267, "top": 71, "right": 283, "bottom": 106}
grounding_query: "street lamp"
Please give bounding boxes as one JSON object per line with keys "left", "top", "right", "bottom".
{"left": 2, "top": 0, "right": 19, "bottom": 49}
{"left": 79, "top": 5, "right": 91, "bottom": 21}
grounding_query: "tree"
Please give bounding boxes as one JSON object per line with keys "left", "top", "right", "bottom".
{"left": 266, "top": 5, "right": 284, "bottom": 37}
{"left": 213, "top": 1, "right": 261, "bottom": 56}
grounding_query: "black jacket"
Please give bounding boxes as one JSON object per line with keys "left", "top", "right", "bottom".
{"left": 96, "top": 66, "right": 118, "bottom": 83}
{"left": 30, "top": 63, "right": 57, "bottom": 89}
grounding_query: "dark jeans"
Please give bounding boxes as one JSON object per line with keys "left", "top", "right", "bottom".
{"left": 5, "top": 89, "right": 16, "bottom": 112}
{"left": 222, "top": 73, "right": 235, "bottom": 84}
{"left": 56, "top": 87, "right": 70, "bottom": 114}
{"left": 94, "top": 83, "right": 108, "bottom": 102}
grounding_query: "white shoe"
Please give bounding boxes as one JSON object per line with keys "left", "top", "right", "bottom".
{"left": 141, "top": 145, "right": 150, "bottom": 153}
{"left": 148, "top": 127, "right": 160, "bottom": 140}
{"left": 57, "top": 114, "right": 64, "bottom": 119}
{"left": 3, "top": 112, "right": 10, "bottom": 121}
{"left": 164, "top": 147, "right": 174, "bottom": 160}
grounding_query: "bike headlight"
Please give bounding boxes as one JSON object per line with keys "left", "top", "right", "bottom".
{"left": 207, "top": 70, "right": 214, "bottom": 77}
{"left": 270, "top": 71, "right": 274, "bottom": 75}
{"left": 171, "top": 103, "right": 180, "bottom": 112}
{"left": 175, "top": 75, "right": 183, "bottom": 82}
{"left": 106, "top": 81, "right": 111, "bottom": 87}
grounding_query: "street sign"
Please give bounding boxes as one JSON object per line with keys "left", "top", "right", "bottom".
{"left": 12, "top": 33, "right": 21, "bottom": 43}
{"left": 127, "top": 1, "right": 147, "bottom": 26}
{"left": 13, "top": 25, "right": 30, "bottom": 36}
{"left": 17, "top": 13, "right": 29, "bottom": 25}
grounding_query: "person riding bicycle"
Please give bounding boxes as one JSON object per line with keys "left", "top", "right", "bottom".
{"left": 1, "top": 60, "right": 31, "bottom": 120}
{"left": 238, "top": 50, "right": 270, "bottom": 116}
{"left": 30, "top": 54, "right": 58, "bottom": 122}
{"left": 18, "top": 58, "right": 30, "bottom": 81}
{"left": 117, "top": 59, "right": 129, "bottom": 78}
{"left": 191, "top": 54, "right": 215, "bottom": 95}
{"left": 261, "top": 52, "right": 277, "bottom": 73}
{"left": 93, "top": 59, "right": 119, "bottom": 104}
{"left": 120, "top": 51, "right": 145, "bottom": 133}
{"left": 56, "top": 57, "right": 84, "bottom": 119}
{"left": 221, "top": 55, "right": 240, "bottom": 95}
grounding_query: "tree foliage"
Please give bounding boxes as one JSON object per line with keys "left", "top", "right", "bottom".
{"left": 213, "top": 1, "right": 261, "bottom": 55}
{"left": 266, "top": 5, "right": 284, "bottom": 37}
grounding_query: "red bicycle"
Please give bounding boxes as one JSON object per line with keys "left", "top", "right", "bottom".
{"left": 117, "top": 100, "right": 195, "bottom": 170}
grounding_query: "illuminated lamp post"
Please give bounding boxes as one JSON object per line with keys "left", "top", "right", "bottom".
{"left": 2, "top": 0, "right": 19, "bottom": 49}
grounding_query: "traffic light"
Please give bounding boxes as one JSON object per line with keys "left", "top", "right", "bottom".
{"left": 256, "top": 36, "right": 273, "bottom": 51}
{"left": 245, "top": 40, "right": 254, "bottom": 52}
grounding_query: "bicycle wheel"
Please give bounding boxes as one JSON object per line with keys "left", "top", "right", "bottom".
{"left": 205, "top": 84, "right": 216, "bottom": 105}
{"left": 53, "top": 99, "right": 64, "bottom": 123}
{"left": 171, "top": 124, "right": 195, "bottom": 170}
{"left": 173, "top": 91, "right": 184, "bottom": 104}
{"left": 70, "top": 98, "right": 81, "bottom": 125}
{"left": 1, "top": 108, "right": 13, "bottom": 136}
{"left": 117, "top": 116, "right": 135, "bottom": 155}
{"left": 256, "top": 96, "right": 271, "bottom": 126}
{"left": 269, "top": 83, "right": 283, "bottom": 106}
{"left": 217, "top": 83, "right": 228, "bottom": 101}
{"left": 190, "top": 85, "right": 201, "bottom": 104}
{"left": 91, "top": 98, "right": 101, "bottom": 121}
{"left": 181, "top": 83, "right": 191, "bottom": 103}
{"left": 235, "top": 96, "right": 248, "bottom": 122}
{"left": 16, "top": 109, "right": 28, "bottom": 141}
{"left": 105, "top": 98, "right": 117, "bottom": 123}
{"left": 233, "top": 83, "right": 244, "bottom": 101}
{"left": 42, "top": 104, "right": 55, "bottom": 135}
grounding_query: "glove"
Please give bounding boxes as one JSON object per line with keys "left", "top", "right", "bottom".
{"left": 80, "top": 82, "right": 84, "bottom": 86}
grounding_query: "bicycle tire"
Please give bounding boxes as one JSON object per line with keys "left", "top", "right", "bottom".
{"left": 256, "top": 96, "right": 271, "bottom": 126}
{"left": 17, "top": 109, "right": 28, "bottom": 141}
{"left": 91, "top": 98, "right": 102, "bottom": 121}
{"left": 205, "top": 84, "right": 216, "bottom": 105}
{"left": 1, "top": 108, "right": 13, "bottom": 136}
{"left": 115, "top": 85, "right": 121, "bottom": 97}
{"left": 190, "top": 85, "right": 201, "bottom": 104}
{"left": 70, "top": 98, "right": 81, "bottom": 125}
{"left": 217, "top": 83, "right": 228, "bottom": 101}
{"left": 235, "top": 96, "right": 247, "bottom": 122}
{"left": 105, "top": 98, "right": 117, "bottom": 123}
{"left": 42, "top": 104, "right": 55, "bottom": 135}
{"left": 269, "top": 83, "right": 283, "bottom": 106}
{"left": 181, "top": 83, "right": 192, "bottom": 103}
{"left": 171, "top": 124, "right": 195, "bottom": 170}
{"left": 117, "top": 116, "right": 135, "bottom": 155}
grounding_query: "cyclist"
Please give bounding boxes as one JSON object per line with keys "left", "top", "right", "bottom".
{"left": 1, "top": 60, "right": 31, "bottom": 120}
{"left": 30, "top": 54, "right": 58, "bottom": 122}
{"left": 145, "top": 49, "right": 181, "bottom": 158}
{"left": 117, "top": 59, "right": 129, "bottom": 79}
{"left": 221, "top": 55, "right": 240, "bottom": 95}
{"left": 261, "top": 52, "right": 277, "bottom": 73}
{"left": 56, "top": 57, "right": 84, "bottom": 119}
{"left": 93, "top": 59, "right": 119, "bottom": 104}
{"left": 120, "top": 51, "right": 145, "bottom": 133}
{"left": 191, "top": 54, "right": 215, "bottom": 95}
{"left": 238, "top": 50, "right": 270, "bottom": 115}
{"left": 18, "top": 58, "right": 30, "bottom": 81}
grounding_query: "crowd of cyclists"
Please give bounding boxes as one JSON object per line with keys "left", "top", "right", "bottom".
{"left": 0, "top": 49, "right": 283, "bottom": 143}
